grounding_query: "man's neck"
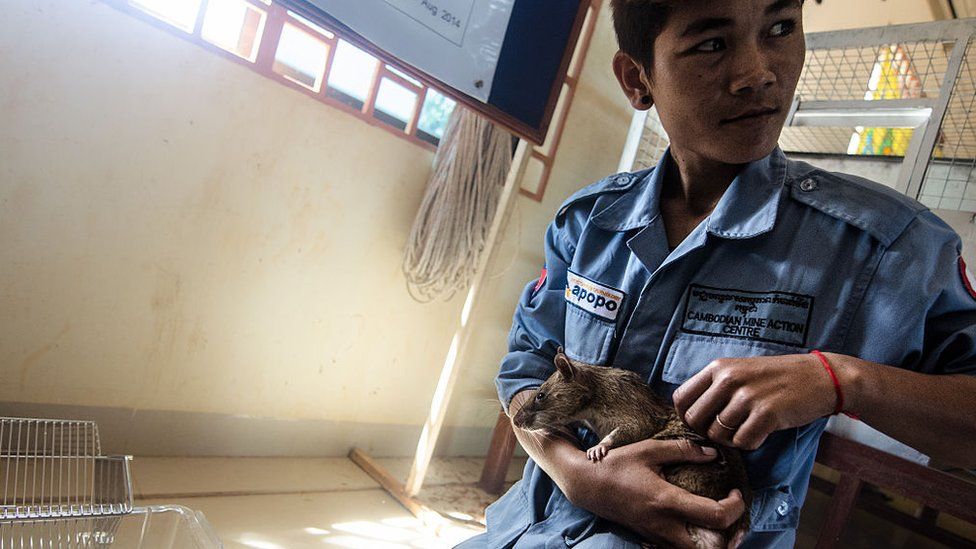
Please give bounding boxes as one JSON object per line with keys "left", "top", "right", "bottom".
{"left": 663, "top": 146, "right": 746, "bottom": 215}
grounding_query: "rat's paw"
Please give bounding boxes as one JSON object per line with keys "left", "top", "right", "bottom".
{"left": 586, "top": 444, "right": 609, "bottom": 461}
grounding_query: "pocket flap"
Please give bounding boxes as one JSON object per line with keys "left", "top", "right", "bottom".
{"left": 662, "top": 333, "right": 802, "bottom": 385}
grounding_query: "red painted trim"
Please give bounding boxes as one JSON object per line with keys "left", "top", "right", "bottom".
{"left": 520, "top": 0, "right": 602, "bottom": 202}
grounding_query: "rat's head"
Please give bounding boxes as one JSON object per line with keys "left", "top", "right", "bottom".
{"left": 512, "top": 352, "right": 595, "bottom": 432}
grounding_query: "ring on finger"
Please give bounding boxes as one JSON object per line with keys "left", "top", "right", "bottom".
{"left": 716, "top": 414, "right": 738, "bottom": 431}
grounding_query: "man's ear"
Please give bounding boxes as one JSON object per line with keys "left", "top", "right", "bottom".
{"left": 612, "top": 51, "right": 653, "bottom": 111}
{"left": 554, "top": 352, "right": 577, "bottom": 381}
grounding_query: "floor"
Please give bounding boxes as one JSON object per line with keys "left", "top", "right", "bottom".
{"left": 131, "top": 455, "right": 971, "bottom": 549}
{"left": 132, "top": 455, "right": 523, "bottom": 548}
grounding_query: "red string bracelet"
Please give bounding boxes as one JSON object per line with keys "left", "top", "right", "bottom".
{"left": 810, "top": 350, "right": 854, "bottom": 418}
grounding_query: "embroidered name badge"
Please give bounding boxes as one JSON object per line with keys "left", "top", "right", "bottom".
{"left": 565, "top": 271, "right": 625, "bottom": 322}
{"left": 682, "top": 284, "right": 814, "bottom": 347}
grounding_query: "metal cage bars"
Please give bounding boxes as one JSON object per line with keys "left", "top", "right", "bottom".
{"left": 0, "top": 419, "right": 132, "bottom": 521}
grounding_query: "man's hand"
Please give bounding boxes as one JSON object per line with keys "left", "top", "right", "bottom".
{"left": 672, "top": 354, "right": 837, "bottom": 450}
{"left": 566, "top": 438, "right": 746, "bottom": 549}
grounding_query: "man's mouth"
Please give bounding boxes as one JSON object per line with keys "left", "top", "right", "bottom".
{"left": 721, "top": 107, "right": 780, "bottom": 124}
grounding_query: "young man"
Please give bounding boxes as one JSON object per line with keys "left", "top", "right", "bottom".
{"left": 460, "top": 0, "right": 976, "bottom": 547}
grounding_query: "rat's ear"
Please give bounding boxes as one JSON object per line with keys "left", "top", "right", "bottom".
{"left": 554, "top": 351, "right": 577, "bottom": 381}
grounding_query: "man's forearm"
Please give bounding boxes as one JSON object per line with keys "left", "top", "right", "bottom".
{"left": 507, "top": 389, "right": 588, "bottom": 500}
{"left": 831, "top": 353, "right": 976, "bottom": 467}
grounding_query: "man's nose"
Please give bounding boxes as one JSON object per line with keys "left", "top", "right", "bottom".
{"left": 729, "top": 44, "right": 777, "bottom": 95}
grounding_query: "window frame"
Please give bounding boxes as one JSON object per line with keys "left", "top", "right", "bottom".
{"left": 105, "top": 0, "right": 445, "bottom": 151}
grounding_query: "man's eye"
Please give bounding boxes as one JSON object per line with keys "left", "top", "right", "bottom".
{"left": 535, "top": 391, "right": 547, "bottom": 402}
{"left": 770, "top": 20, "right": 796, "bottom": 37}
{"left": 694, "top": 38, "right": 726, "bottom": 53}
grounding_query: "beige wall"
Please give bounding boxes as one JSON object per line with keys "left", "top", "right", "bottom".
{"left": 1, "top": 0, "right": 472, "bottom": 454}
{"left": 0, "top": 0, "right": 633, "bottom": 456}
{"left": 803, "top": 0, "right": 942, "bottom": 32}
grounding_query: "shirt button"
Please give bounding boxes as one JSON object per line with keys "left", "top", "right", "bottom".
{"left": 799, "top": 178, "right": 818, "bottom": 192}
{"left": 776, "top": 500, "right": 790, "bottom": 516}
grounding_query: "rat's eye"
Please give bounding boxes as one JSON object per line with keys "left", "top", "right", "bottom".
{"left": 534, "top": 391, "right": 547, "bottom": 402}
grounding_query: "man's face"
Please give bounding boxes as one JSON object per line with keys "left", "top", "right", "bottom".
{"left": 646, "top": 0, "right": 805, "bottom": 164}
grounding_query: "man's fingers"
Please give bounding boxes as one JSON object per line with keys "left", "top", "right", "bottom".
{"left": 648, "top": 438, "right": 720, "bottom": 465}
{"left": 672, "top": 368, "right": 713, "bottom": 417}
{"left": 681, "top": 383, "right": 732, "bottom": 435}
{"left": 667, "top": 488, "right": 746, "bottom": 530}
{"left": 732, "top": 413, "right": 774, "bottom": 451}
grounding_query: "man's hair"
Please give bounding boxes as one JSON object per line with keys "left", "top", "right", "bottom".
{"left": 609, "top": 0, "right": 805, "bottom": 70}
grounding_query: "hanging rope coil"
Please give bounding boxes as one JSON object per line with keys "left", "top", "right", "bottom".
{"left": 403, "top": 107, "right": 513, "bottom": 302}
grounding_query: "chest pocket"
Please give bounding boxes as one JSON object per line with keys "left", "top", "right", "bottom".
{"left": 661, "top": 332, "right": 804, "bottom": 385}
{"left": 564, "top": 305, "right": 616, "bottom": 365}
{"left": 663, "top": 331, "right": 806, "bottom": 534}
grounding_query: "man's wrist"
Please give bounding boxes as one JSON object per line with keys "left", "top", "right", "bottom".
{"left": 823, "top": 352, "right": 868, "bottom": 416}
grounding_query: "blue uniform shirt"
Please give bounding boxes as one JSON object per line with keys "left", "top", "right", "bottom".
{"left": 472, "top": 147, "right": 976, "bottom": 548}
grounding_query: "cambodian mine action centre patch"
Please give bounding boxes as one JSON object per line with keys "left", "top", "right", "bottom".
{"left": 682, "top": 284, "right": 814, "bottom": 347}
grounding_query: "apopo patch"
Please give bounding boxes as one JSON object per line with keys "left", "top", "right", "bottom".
{"left": 565, "top": 271, "right": 625, "bottom": 322}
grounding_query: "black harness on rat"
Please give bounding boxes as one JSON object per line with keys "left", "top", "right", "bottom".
{"left": 512, "top": 349, "right": 752, "bottom": 549}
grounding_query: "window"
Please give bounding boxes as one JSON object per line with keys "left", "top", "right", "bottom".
{"left": 117, "top": 0, "right": 455, "bottom": 149}
{"left": 374, "top": 77, "right": 418, "bottom": 131}
{"left": 273, "top": 23, "right": 331, "bottom": 91}
{"left": 417, "top": 89, "right": 456, "bottom": 145}
{"left": 327, "top": 40, "right": 379, "bottom": 110}
{"left": 201, "top": 0, "right": 267, "bottom": 62}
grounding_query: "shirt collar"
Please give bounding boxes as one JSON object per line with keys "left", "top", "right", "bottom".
{"left": 591, "top": 147, "right": 787, "bottom": 239}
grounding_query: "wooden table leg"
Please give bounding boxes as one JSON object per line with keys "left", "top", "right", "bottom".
{"left": 478, "top": 409, "right": 517, "bottom": 494}
{"left": 815, "top": 473, "right": 864, "bottom": 549}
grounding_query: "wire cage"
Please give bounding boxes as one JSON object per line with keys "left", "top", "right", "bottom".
{"left": 0, "top": 418, "right": 221, "bottom": 549}
{"left": 0, "top": 419, "right": 131, "bottom": 520}
{"left": 625, "top": 18, "right": 976, "bottom": 213}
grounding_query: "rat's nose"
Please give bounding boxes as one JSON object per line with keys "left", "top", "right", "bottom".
{"left": 512, "top": 410, "right": 534, "bottom": 429}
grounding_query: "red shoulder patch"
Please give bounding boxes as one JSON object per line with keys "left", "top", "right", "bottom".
{"left": 533, "top": 266, "right": 548, "bottom": 293}
{"left": 959, "top": 257, "right": 976, "bottom": 300}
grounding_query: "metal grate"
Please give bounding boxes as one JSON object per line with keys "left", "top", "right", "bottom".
{"left": 0, "top": 419, "right": 132, "bottom": 520}
{"left": 779, "top": 126, "right": 918, "bottom": 157}
{"left": 627, "top": 19, "right": 976, "bottom": 214}
{"left": 633, "top": 107, "right": 669, "bottom": 172}
{"left": 796, "top": 42, "right": 950, "bottom": 102}
{"left": 919, "top": 38, "right": 976, "bottom": 211}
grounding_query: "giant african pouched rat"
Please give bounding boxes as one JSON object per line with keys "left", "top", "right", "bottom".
{"left": 511, "top": 350, "right": 751, "bottom": 549}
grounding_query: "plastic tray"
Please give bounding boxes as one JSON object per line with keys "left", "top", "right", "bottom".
{"left": 0, "top": 504, "right": 223, "bottom": 548}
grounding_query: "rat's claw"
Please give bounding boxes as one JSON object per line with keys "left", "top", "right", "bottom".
{"left": 586, "top": 445, "right": 609, "bottom": 462}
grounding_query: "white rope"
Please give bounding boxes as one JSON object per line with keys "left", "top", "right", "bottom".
{"left": 403, "top": 107, "right": 513, "bottom": 302}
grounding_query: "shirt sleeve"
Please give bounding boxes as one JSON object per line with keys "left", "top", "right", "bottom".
{"left": 844, "top": 210, "right": 976, "bottom": 375}
{"left": 495, "top": 215, "right": 575, "bottom": 413}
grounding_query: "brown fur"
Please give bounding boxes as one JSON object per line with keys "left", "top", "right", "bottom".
{"left": 512, "top": 350, "right": 751, "bottom": 548}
